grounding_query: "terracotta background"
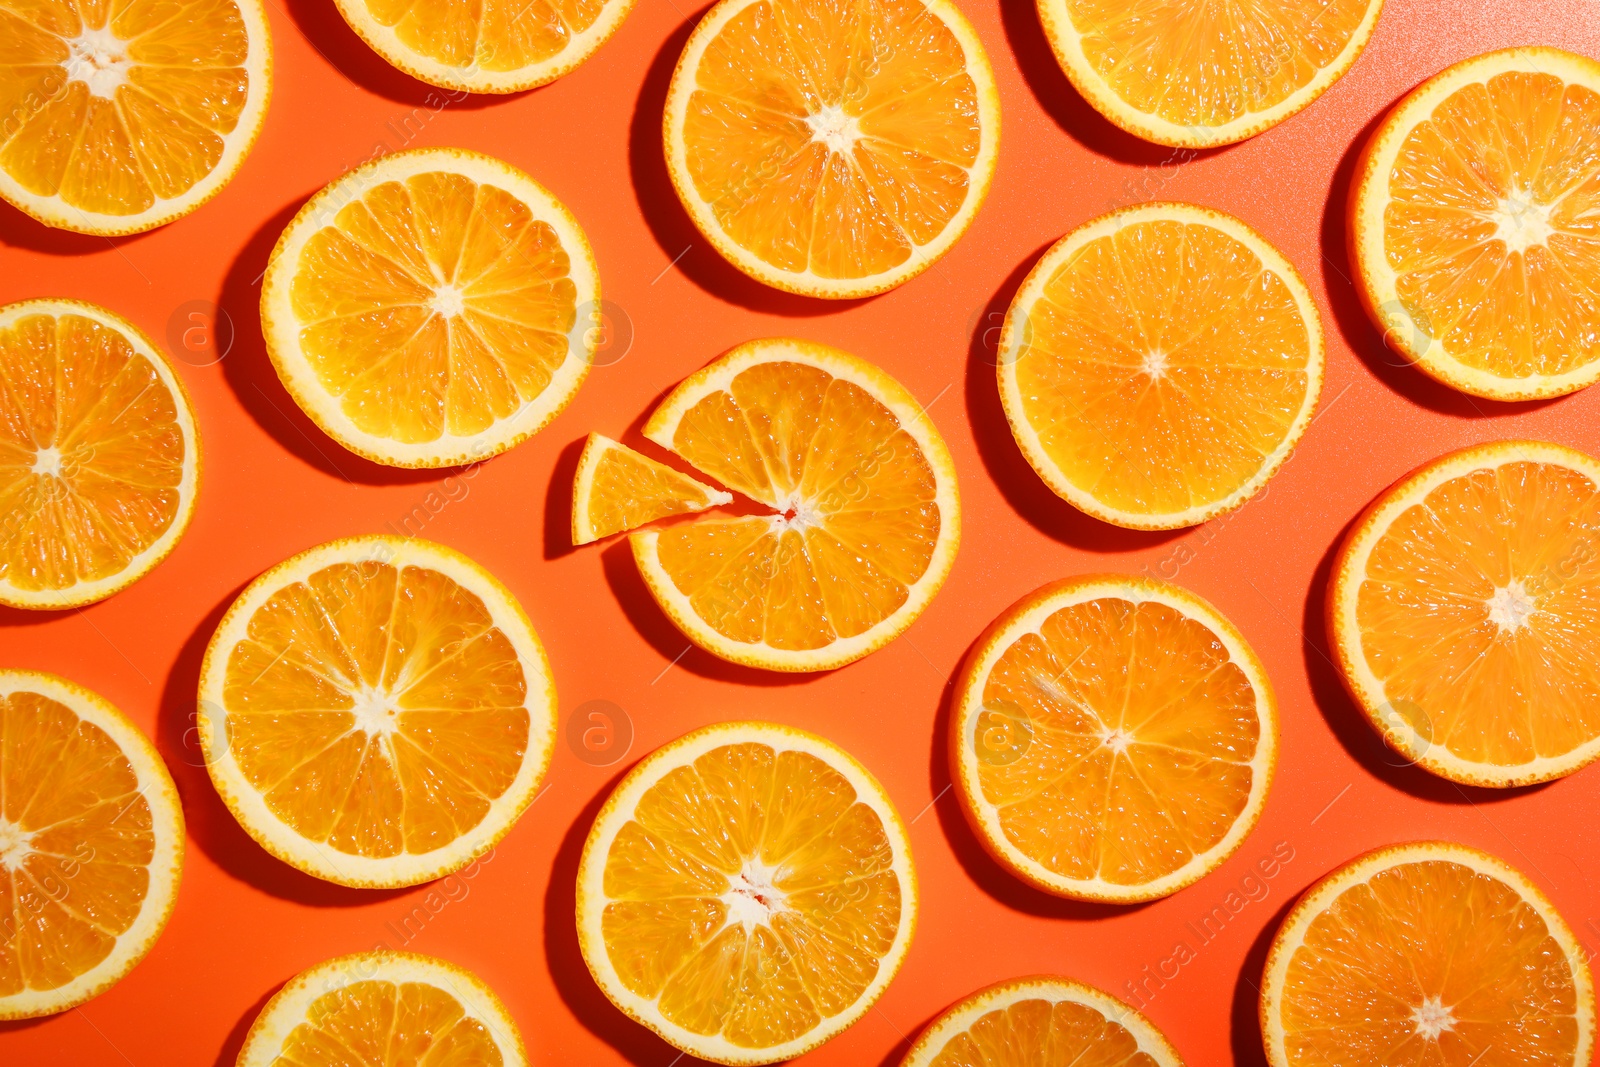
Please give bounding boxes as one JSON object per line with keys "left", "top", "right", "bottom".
{"left": 4, "top": 0, "right": 1600, "bottom": 1062}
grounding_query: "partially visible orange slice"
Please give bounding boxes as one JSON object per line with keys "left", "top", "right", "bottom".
{"left": 572, "top": 432, "right": 732, "bottom": 546}
{"left": 0, "top": 0, "right": 270, "bottom": 234}
{"left": 1351, "top": 47, "right": 1600, "bottom": 400}
{"left": 237, "top": 951, "right": 528, "bottom": 1066}
{"left": 262, "top": 147, "right": 599, "bottom": 468}
{"left": 0, "top": 670, "right": 183, "bottom": 1020}
{"left": 664, "top": 0, "right": 1001, "bottom": 298}
{"left": 900, "top": 975, "right": 1183, "bottom": 1067}
{"left": 1330, "top": 439, "right": 1600, "bottom": 787}
{"left": 576, "top": 721, "right": 917, "bottom": 1065}
{"left": 952, "top": 575, "right": 1277, "bottom": 902}
{"left": 0, "top": 299, "right": 201, "bottom": 609}
{"left": 998, "top": 202, "right": 1324, "bottom": 530}
{"left": 1262, "top": 841, "right": 1595, "bottom": 1067}
{"left": 199, "top": 535, "right": 556, "bottom": 887}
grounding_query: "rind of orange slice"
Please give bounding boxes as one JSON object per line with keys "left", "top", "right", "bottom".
{"left": 236, "top": 950, "right": 529, "bottom": 1067}
{"left": 1261, "top": 841, "right": 1596, "bottom": 1067}
{"left": 1038, "top": 0, "right": 1383, "bottom": 147}
{"left": 575, "top": 720, "right": 917, "bottom": 1065}
{"left": 663, "top": 0, "right": 1001, "bottom": 299}
{"left": 951, "top": 575, "right": 1277, "bottom": 903}
{"left": 997, "top": 201, "right": 1324, "bottom": 530}
{"left": 1350, "top": 47, "right": 1600, "bottom": 400}
{"left": 198, "top": 535, "right": 556, "bottom": 887}
{"left": 572, "top": 432, "right": 733, "bottom": 546}
{"left": 0, "top": 670, "right": 183, "bottom": 1020}
{"left": 630, "top": 338, "right": 960, "bottom": 672}
{"left": 0, "top": 298, "right": 202, "bottom": 609}
{"left": 1329, "top": 439, "right": 1600, "bottom": 787}
{"left": 899, "top": 975, "right": 1184, "bottom": 1067}
{"left": 0, "top": 0, "right": 271, "bottom": 235}
{"left": 261, "top": 147, "right": 600, "bottom": 468}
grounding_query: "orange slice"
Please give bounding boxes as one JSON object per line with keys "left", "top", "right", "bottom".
{"left": 631, "top": 338, "right": 960, "bottom": 672}
{"left": 1262, "top": 841, "right": 1595, "bottom": 1067}
{"left": 572, "top": 432, "right": 732, "bottom": 546}
{"left": 198, "top": 535, "right": 556, "bottom": 887}
{"left": 1351, "top": 47, "right": 1600, "bottom": 400}
{"left": 576, "top": 721, "right": 917, "bottom": 1065}
{"left": 333, "top": 0, "right": 635, "bottom": 93}
{"left": 663, "top": 0, "right": 1001, "bottom": 298}
{"left": 998, "top": 202, "right": 1323, "bottom": 530}
{"left": 0, "top": 670, "right": 183, "bottom": 1020}
{"left": 237, "top": 951, "right": 528, "bottom": 1066}
{"left": 1039, "top": 0, "right": 1383, "bottom": 147}
{"left": 951, "top": 575, "right": 1277, "bottom": 902}
{"left": 1329, "top": 439, "right": 1600, "bottom": 787}
{"left": 899, "top": 975, "right": 1183, "bottom": 1067}
{"left": 261, "top": 147, "right": 599, "bottom": 468}
{"left": 0, "top": 0, "right": 270, "bottom": 234}
{"left": 0, "top": 298, "right": 201, "bottom": 609}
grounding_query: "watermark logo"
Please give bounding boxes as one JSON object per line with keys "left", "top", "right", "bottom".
{"left": 180, "top": 698, "right": 230, "bottom": 767}
{"left": 566, "top": 699, "right": 634, "bottom": 767}
{"left": 166, "top": 300, "right": 234, "bottom": 367}
{"left": 968, "top": 304, "right": 1030, "bottom": 367}
{"left": 973, "top": 702, "right": 1032, "bottom": 767}
{"left": 575, "top": 299, "right": 633, "bottom": 367}
{"left": 1371, "top": 698, "right": 1432, "bottom": 767}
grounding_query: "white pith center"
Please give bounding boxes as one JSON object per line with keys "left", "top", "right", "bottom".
{"left": 350, "top": 686, "right": 400, "bottom": 741}
{"left": 1486, "top": 580, "right": 1536, "bottom": 633}
{"left": 1412, "top": 996, "right": 1456, "bottom": 1040}
{"left": 430, "top": 284, "right": 466, "bottom": 318}
{"left": 770, "top": 494, "right": 823, "bottom": 534}
{"left": 1102, "top": 727, "right": 1133, "bottom": 754}
{"left": 723, "top": 860, "right": 788, "bottom": 931}
{"left": 31, "top": 446, "right": 63, "bottom": 477}
{"left": 64, "top": 27, "right": 132, "bottom": 99}
{"left": 1491, "top": 189, "right": 1554, "bottom": 254}
{"left": 806, "top": 105, "right": 862, "bottom": 154}
{"left": 1141, "top": 349, "right": 1168, "bottom": 380}
{"left": 0, "top": 819, "right": 33, "bottom": 872}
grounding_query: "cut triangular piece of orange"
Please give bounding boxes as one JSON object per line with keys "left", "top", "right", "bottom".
{"left": 1330, "top": 439, "right": 1600, "bottom": 786}
{"left": 0, "top": 670, "right": 183, "bottom": 1020}
{"left": 1262, "top": 841, "right": 1595, "bottom": 1067}
{"left": 1351, "top": 47, "right": 1600, "bottom": 400}
{"left": 238, "top": 951, "right": 528, "bottom": 1066}
{"left": 631, "top": 338, "right": 960, "bottom": 672}
{"left": 572, "top": 433, "right": 732, "bottom": 546}
{"left": 199, "top": 535, "right": 556, "bottom": 887}
{"left": 899, "top": 975, "right": 1183, "bottom": 1067}
{"left": 576, "top": 721, "right": 916, "bottom": 1065}
{"left": 951, "top": 575, "right": 1277, "bottom": 902}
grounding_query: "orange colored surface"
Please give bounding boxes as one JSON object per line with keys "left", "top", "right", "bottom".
{"left": 2, "top": 0, "right": 1599, "bottom": 1063}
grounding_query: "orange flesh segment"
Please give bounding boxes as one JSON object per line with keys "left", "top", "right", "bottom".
{"left": 0, "top": 0, "right": 250, "bottom": 215}
{"left": 1385, "top": 72, "right": 1600, "bottom": 379}
{"left": 1281, "top": 859, "right": 1581, "bottom": 1066}
{"left": 929, "top": 997, "right": 1163, "bottom": 1067}
{"left": 975, "top": 597, "right": 1259, "bottom": 886}
{"left": 682, "top": 0, "right": 981, "bottom": 279}
{"left": 290, "top": 172, "right": 578, "bottom": 444}
{"left": 221, "top": 561, "right": 530, "bottom": 859}
{"left": 364, "top": 0, "right": 606, "bottom": 71}
{"left": 273, "top": 979, "right": 503, "bottom": 1065}
{"left": 581, "top": 438, "right": 727, "bottom": 542}
{"left": 0, "top": 312, "right": 186, "bottom": 592}
{"left": 1015, "top": 219, "right": 1312, "bottom": 516}
{"left": 600, "top": 742, "right": 901, "bottom": 1049}
{"left": 653, "top": 360, "right": 940, "bottom": 650}
{"left": 0, "top": 691, "right": 155, "bottom": 996}
{"left": 1064, "top": 0, "right": 1370, "bottom": 127}
{"left": 1355, "top": 460, "right": 1600, "bottom": 767}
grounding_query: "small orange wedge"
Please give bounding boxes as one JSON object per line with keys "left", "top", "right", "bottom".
{"left": 571, "top": 433, "right": 732, "bottom": 546}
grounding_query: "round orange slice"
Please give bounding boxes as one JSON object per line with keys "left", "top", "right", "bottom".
{"left": 631, "top": 338, "right": 960, "bottom": 672}
{"left": 0, "top": 298, "right": 201, "bottom": 609}
{"left": 333, "top": 0, "right": 636, "bottom": 93}
{"left": 577, "top": 721, "right": 916, "bottom": 1065}
{"left": 1038, "top": 0, "right": 1384, "bottom": 147}
{"left": 1351, "top": 47, "right": 1600, "bottom": 400}
{"left": 262, "top": 147, "right": 599, "bottom": 468}
{"left": 237, "top": 951, "right": 528, "bottom": 1066}
{"left": 0, "top": 0, "right": 270, "bottom": 234}
{"left": 899, "top": 975, "right": 1183, "bottom": 1067}
{"left": 1262, "top": 841, "right": 1595, "bottom": 1067}
{"left": 0, "top": 670, "right": 183, "bottom": 1020}
{"left": 998, "top": 202, "right": 1324, "bottom": 530}
{"left": 1330, "top": 439, "right": 1600, "bottom": 787}
{"left": 572, "top": 432, "right": 732, "bottom": 546}
{"left": 952, "top": 575, "right": 1277, "bottom": 902}
{"left": 198, "top": 535, "right": 556, "bottom": 887}
{"left": 663, "top": 0, "right": 1001, "bottom": 298}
